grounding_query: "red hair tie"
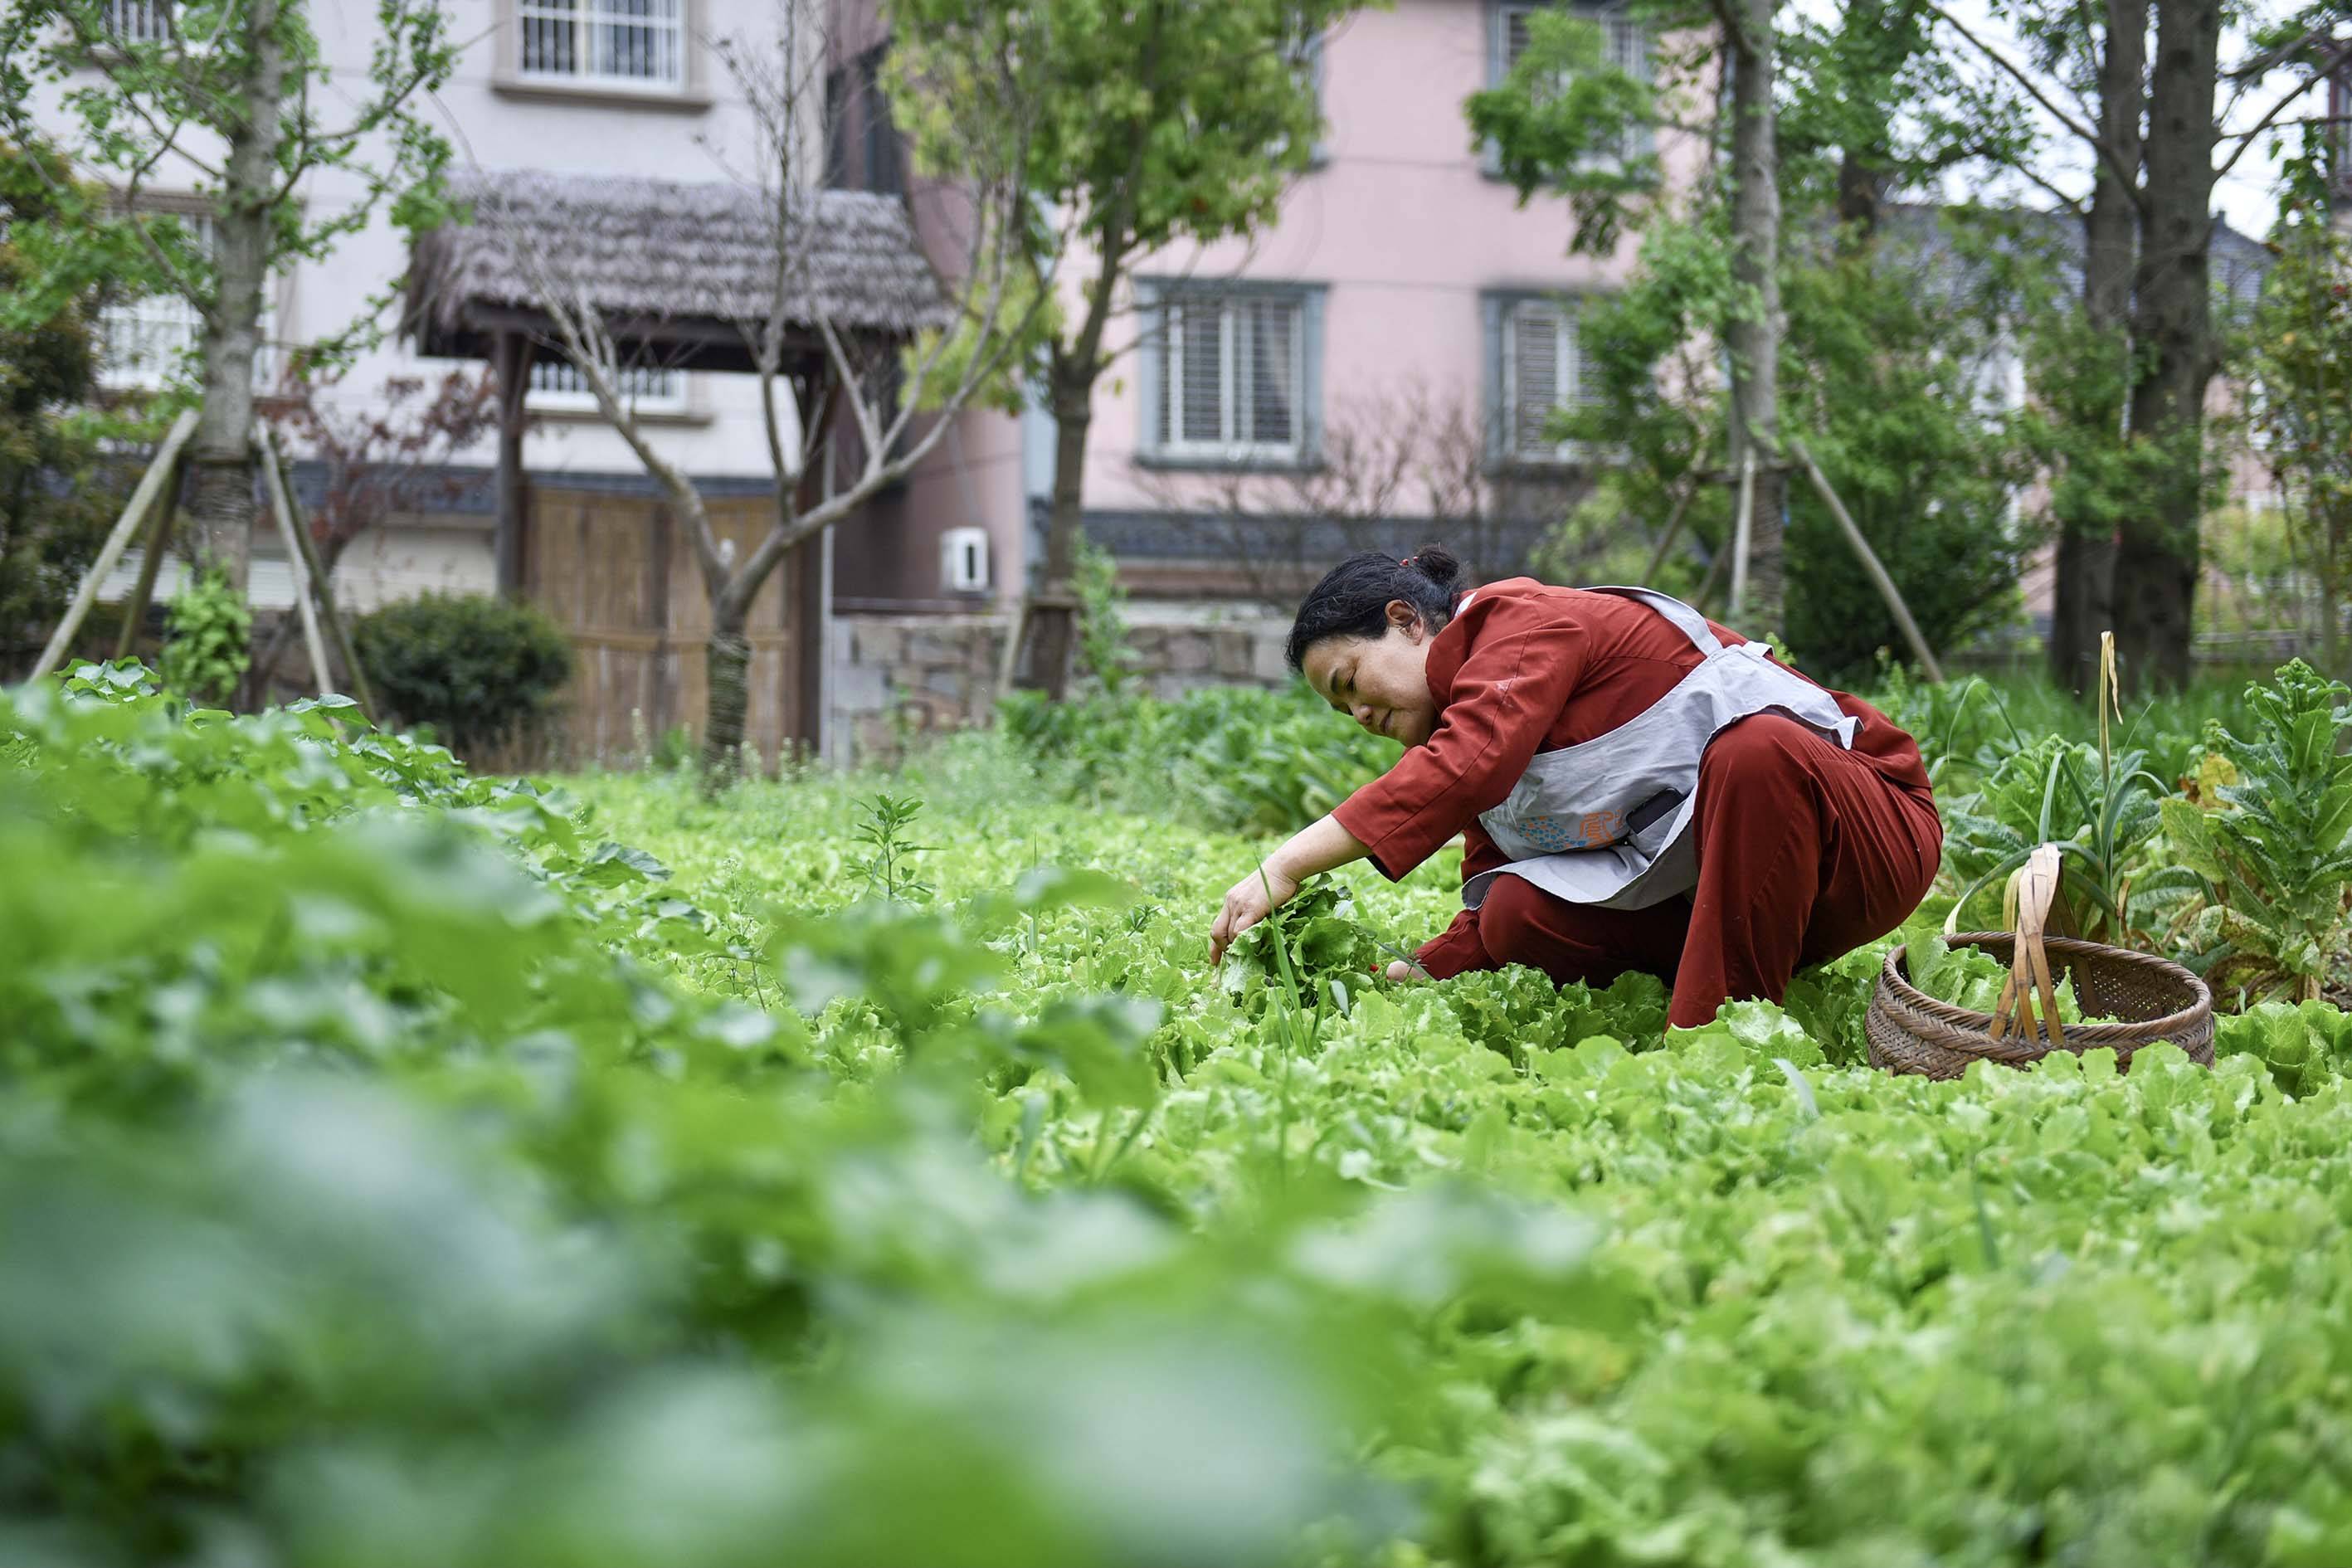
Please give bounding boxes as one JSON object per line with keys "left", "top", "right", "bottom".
{"left": 1400, "top": 555, "right": 1415, "bottom": 567}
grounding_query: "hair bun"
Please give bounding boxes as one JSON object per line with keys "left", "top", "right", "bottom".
{"left": 1407, "top": 543, "right": 1462, "bottom": 590}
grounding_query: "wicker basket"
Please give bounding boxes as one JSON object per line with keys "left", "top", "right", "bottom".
{"left": 1866, "top": 843, "right": 2214, "bottom": 1079}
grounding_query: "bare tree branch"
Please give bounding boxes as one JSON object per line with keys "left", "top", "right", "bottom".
{"left": 1924, "top": 0, "right": 2142, "bottom": 199}
{"left": 2213, "top": 40, "right": 2352, "bottom": 180}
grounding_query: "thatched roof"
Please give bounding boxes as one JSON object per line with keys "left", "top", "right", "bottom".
{"left": 407, "top": 170, "right": 952, "bottom": 370}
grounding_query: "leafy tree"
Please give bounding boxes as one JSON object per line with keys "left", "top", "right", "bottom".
{"left": 1470, "top": 0, "right": 1992, "bottom": 638}
{"left": 2242, "top": 129, "right": 2352, "bottom": 676}
{"left": 1473, "top": 1, "right": 2029, "bottom": 670}
{"left": 1470, "top": 0, "right": 1812, "bottom": 626}
{"left": 1919, "top": 1, "right": 2352, "bottom": 690}
{"left": 1778, "top": 231, "right": 2035, "bottom": 678}
{"left": 0, "top": 0, "right": 460, "bottom": 597}
{"left": 0, "top": 139, "right": 118, "bottom": 676}
{"left": 889, "top": 0, "right": 1365, "bottom": 697}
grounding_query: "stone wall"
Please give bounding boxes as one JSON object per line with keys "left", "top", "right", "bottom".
{"left": 827, "top": 607, "right": 1291, "bottom": 765}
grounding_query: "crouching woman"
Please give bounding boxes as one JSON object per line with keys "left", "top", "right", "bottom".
{"left": 1205, "top": 546, "right": 1943, "bottom": 1029}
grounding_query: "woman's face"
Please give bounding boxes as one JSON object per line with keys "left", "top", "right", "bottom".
{"left": 1301, "top": 602, "right": 1440, "bottom": 747}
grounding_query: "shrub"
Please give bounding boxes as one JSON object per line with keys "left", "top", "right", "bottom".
{"left": 158, "top": 564, "right": 252, "bottom": 708}
{"left": 353, "top": 591, "right": 572, "bottom": 757}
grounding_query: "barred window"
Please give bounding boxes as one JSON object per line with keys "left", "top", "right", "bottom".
{"left": 1157, "top": 294, "right": 1305, "bottom": 460}
{"left": 1500, "top": 298, "right": 1603, "bottom": 463}
{"left": 528, "top": 356, "right": 689, "bottom": 416}
{"left": 1496, "top": 2, "right": 1652, "bottom": 163}
{"left": 97, "top": 213, "right": 281, "bottom": 393}
{"left": 518, "top": 0, "right": 684, "bottom": 89}
{"left": 102, "top": 0, "right": 174, "bottom": 45}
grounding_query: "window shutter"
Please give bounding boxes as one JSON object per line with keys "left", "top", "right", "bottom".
{"left": 1481, "top": 295, "right": 1507, "bottom": 465}
{"left": 1177, "top": 301, "right": 1225, "bottom": 446}
{"left": 1612, "top": 16, "right": 1653, "bottom": 161}
{"left": 1301, "top": 288, "right": 1327, "bottom": 462}
{"left": 1511, "top": 302, "right": 1563, "bottom": 458}
{"left": 1504, "top": 5, "right": 1535, "bottom": 66}
{"left": 1573, "top": 300, "right": 1606, "bottom": 411}
{"left": 1241, "top": 298, "right": 1298, "bottom": 448}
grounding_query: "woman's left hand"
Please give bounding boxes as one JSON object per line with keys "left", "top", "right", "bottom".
{"left": 1209, "top": 864, "right": 1299, "bottom": 967}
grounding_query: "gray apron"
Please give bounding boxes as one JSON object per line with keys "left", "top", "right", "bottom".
{"left": 1462, "top": 586, "right": 1859, "bottom": 913}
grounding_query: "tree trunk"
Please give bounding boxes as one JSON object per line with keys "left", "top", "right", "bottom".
{"left": 701, "top": 609, "right": 754, "bottom": 783}
{"left": 1027, "top": 363, "right": 1093, "bottom": 699}
{"left": 2113, "top": 0, "right": 2221, "bottom": 694}
{"left": 1835, "top": 151, "right": 1882, "bottom": 244}
{"left": 183, "top": 0, "right": 287, "bottom": 591}
{"left": 1724, "top": 0, "right": 1785, "bottom": 635}
{"left": 2048, "top": 0, "right": 2144, "bottom": 694}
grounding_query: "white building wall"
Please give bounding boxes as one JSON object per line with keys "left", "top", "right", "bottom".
{"left": 41, "top": 0, "right": 805, "bottom": 485}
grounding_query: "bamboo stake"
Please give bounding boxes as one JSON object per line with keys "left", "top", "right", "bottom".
{"left": 1727, "top": 447, "right": 1756, "bottom": 616}
{"left": 1787, "top": 435, "right": 1945, "bottom": 684}
{"left": 263, "top": 429, "right": 376, "bottom": 718}
{"left": 258, "top": 430, "right": 333, "bottom": 698}
{"left": 1638, "top": 480, "right": 1699, "bottom": 588}
{"left": 34, "top": 408, "right": 201, "bottom": 680}
{"left": 112, "top": 450, "right": 187, "bottom": 660}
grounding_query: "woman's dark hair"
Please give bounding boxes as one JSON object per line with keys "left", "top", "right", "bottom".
{"left": 1283, "top": 544, "right": 1463, "bottom": 670}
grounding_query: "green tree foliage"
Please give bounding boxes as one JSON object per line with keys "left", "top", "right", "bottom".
{"left": 1472, "top": 0, "right": 2029, "bottom": 665}
{"left": 1545, "top": 210, "right": 2034, "bottom": 677}
{"left": 0, "top": 140, "right": 115, "bottom": 676}
{"left": 1778, "top": 231, "right": 2035, "bottom": 678}
{"left": 353, "top": 592, "right": 572, "bottom": 758}
{"left": 2242, "top": 129, "right": 2352, "bottom": 675}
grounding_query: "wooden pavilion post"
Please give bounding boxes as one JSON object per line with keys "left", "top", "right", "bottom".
{"left": 786, "top": 409, "right": 832, "bottom": 762}
{"left": 491, "top": 330, "right": 535, "bottom": 600}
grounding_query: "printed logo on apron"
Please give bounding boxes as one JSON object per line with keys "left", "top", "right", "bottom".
{"left": 1463, "top": 587, "right": 1858, "bottom": 913}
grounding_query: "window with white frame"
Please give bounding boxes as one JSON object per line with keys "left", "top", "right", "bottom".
{"left": 97, "top": 212, "right": 280, "bottom": 392}
{"left": 102, "top": 0, "right": 174, "bottom": 44}
{"left": 100, "top": 281, "right": 203, "bottom": 392}
{"left": 518, "top": 0, "right": 684, "bottom": 90}
{"left": 528, "top": 356, "right": 689, "bottom": 416}
{"left": 1495, "top": 2, "right": 1652, "bottom": 163}
{"left": 1499, "top": 298, "right": 1602, "bottom": 464}
{"left": 1157, "top": 293, "right": 1306, "bottom": 461}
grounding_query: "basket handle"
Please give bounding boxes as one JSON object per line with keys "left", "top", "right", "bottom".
{"left": 1989, "top": 842, "right": 2067, "bottom": 1049}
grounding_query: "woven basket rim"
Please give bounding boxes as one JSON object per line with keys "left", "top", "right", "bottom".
{"left": 1881, "top": 931, "right": 2213, "bottom": 1044}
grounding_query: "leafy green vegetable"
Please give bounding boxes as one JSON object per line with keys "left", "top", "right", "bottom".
{"left": 2160, "top": 660, "right": 2352, "bottom": 1004}
{"left": 17, "top": 661, "right": 2352, "bottom": 1568}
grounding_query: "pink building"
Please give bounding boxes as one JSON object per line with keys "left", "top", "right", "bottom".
{"left": 856, "top": 0, "right": 1696, "bottom": 616}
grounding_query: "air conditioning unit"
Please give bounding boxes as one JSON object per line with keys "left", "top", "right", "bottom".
{"left": 942, "top": 526, "right": 990, "bottom": 593}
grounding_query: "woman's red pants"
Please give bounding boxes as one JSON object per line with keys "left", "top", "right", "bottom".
{"left": 1419, "top": 713, "right": 1944, "bottom": 1029}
